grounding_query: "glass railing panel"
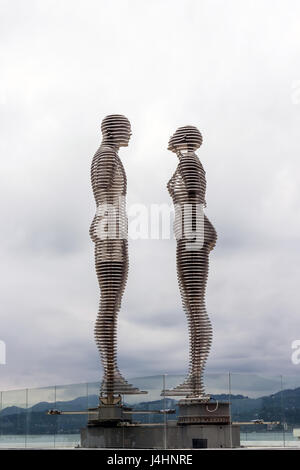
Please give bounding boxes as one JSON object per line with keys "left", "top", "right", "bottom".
{"left": 86, "top": 380, "right": 100, "bottom": 422}
{"left": 124, "top": 375, "right": 166, "bottom": 449}
{"left": 84, "top": 380, "right": 100, "bottom": 448}
{"left": 26, "top": 386, "right": 56, "bottom": 448}
{"left": 0, "top": 388, "right": 27, "bottom": 448}
{"left": 280, "top": 375, "right": 300, "bottom": 448}
{"left": 230, "top": 373, "right": 285, "bottom": 448}
{"left": 54, "top": 383, "right": 88, "bottom": 448}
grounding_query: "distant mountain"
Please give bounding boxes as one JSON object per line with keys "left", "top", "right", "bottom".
{"left": 0, "top": 406, "right": 23, "bottom": 417}
{"left": 1, "top": 395, "right": 99, "bottom": 417}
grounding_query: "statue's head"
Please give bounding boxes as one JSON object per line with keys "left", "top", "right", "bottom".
{"left": 101, "top": 114, "right": 131, "bottom": 147}
{"left": 168, "top": 125, "right": 203, "bottom": 153}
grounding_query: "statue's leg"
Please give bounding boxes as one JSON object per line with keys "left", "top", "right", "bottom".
{"left": 162, "top": 242, "right": 212, "bottom": 397}
{"left": 184, "top": 247, "right": 212, "bottom": 396}
{"left": 94, "top": 242, "right": 145, "bottom": 396}
{"left": 94, "top": 259, "right": 125, "bottom": 394}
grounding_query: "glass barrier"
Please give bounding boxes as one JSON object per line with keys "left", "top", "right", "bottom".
{"left": 0, "top": 388, "right": 27, "bottom": 448}
{"left": 281, "top": 375, "right": 300, "bottom": 448}
{"left": 0, "top": 374, "right": 300, "bottom": 448}
{"left": 124, "top": 375, "right": 166, "bottom": 449}
{"left": 229, "top": 373, "right": 300, "bottom": 448}
{"left": 54, "top": 383, "right": 88, "bottom": 448}
{"left": 26, "top": 386, "right": 56, "bottom": 448}
{"left": 86, "top": 380, "right": 100, "bottom": 448}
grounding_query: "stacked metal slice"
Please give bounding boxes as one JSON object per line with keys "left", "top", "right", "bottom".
{"left": 163, "top": 126, "right": 217, "bottom": 398}
{"left": 90, "top": 115, "right": 146, "bottom": 396}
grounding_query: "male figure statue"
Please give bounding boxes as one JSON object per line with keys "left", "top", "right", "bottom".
{"left": 90, "top": 114, "right": 144, "bottom": 401}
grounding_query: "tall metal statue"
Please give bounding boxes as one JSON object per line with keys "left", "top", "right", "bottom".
{"left": 90, "top": 114, "right": 144, "bottom": 401}
{"left": 163, "top": 126, "right": 217, "bottom": 398}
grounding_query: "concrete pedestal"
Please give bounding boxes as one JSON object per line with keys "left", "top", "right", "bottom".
{"left": 81, "top": 400, "right": 240, "bottom": 449}
{"left": 81, "top": 422, "right": 240, "bottom": 448}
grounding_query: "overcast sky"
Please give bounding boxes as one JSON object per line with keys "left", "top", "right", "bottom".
{"left": 1, "top": 0, "right": 300, "bottom": 392}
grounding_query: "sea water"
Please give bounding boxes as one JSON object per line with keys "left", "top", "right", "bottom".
{"left": 0, "top": 432, "right": 300, "bottom": 448}
{"left": 0, "top": 434, "right": 80, "bottom": 448}
{"left": 240, "top": 432, "right": 300, "bottom": 447}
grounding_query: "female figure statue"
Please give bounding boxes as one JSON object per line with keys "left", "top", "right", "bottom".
{"left": 164, "top": 126, "right": 217, "bottom": 398}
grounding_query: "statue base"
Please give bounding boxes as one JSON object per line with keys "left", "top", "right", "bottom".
{"left": 81, "top": 400, "right": 240, "bottom": 448}
{"left": 177, "top": 398, "right": 231, "bottom": 425}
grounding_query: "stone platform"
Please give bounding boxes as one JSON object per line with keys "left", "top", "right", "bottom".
{"left": 81, "top": 421, "right": 240, "bottom": 449}
{"left": 80, "top": 400, "right": 240, "bottom": 449}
